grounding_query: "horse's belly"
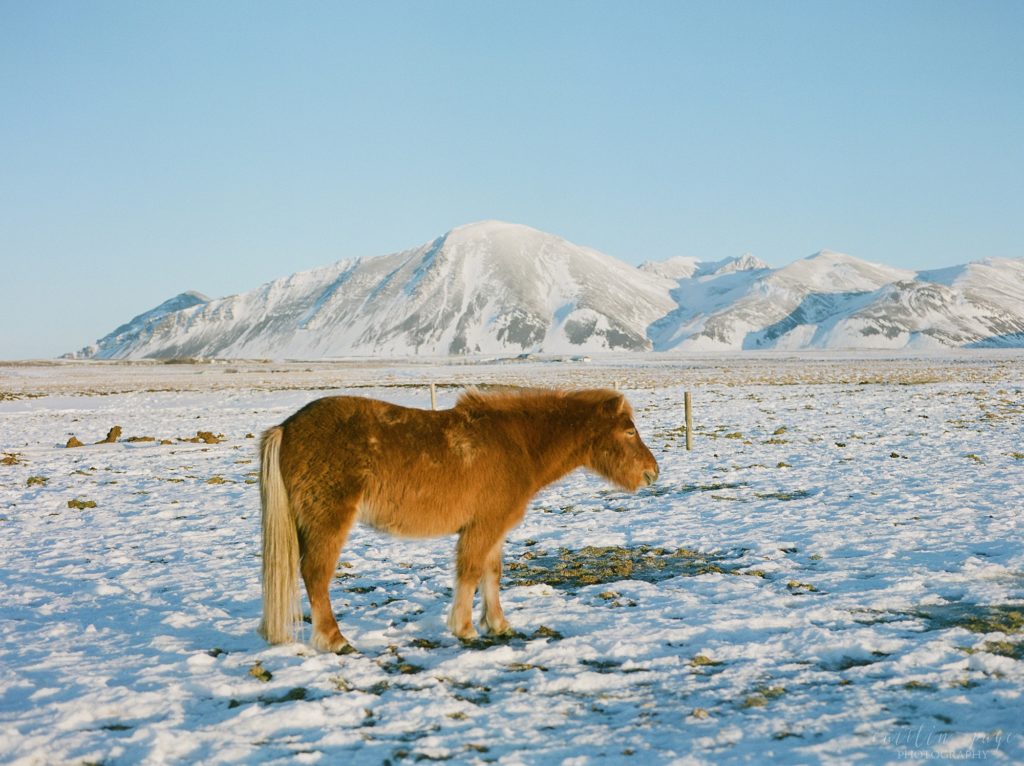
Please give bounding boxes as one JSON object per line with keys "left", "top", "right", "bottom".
{"left": 356, "top": 500, "right": 465, "bottom": 539}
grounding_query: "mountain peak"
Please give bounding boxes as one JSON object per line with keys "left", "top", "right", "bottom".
{"left": 446, "top": 220, "right": 549, "bottom": 243}
{"left": 707, "top": 253, "right": 770, "bottom": 276}
{"left": 450, "top": 219, "right": 530, "bottom": 234}
{"left": 163, "top": 290, "right": 210, "bottom": 308}
{"left": 779, "top": 250, "right": 916, "bottom": 290}
{"left": 639, "top": 253, "right": 768, "bottom": 281}
{"left": 638, "top": 256, "right": 702, "bottom": 280}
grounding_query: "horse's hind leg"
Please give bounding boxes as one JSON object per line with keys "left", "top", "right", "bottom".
{"left": 479, "top": 539, "right": 512, "bottom": 636}
{"left": 297, "top": 504, "right": 357, "bottom": 653}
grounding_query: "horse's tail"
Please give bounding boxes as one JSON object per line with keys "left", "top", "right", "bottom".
{"left": 258, "top": 426, "right": 301, "bottom": 644}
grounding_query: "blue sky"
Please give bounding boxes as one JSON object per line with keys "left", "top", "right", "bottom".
{"left": 2, "top": 0, "right": 1022, "bottom": 359}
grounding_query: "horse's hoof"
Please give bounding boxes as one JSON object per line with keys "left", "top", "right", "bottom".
{"left": 312, "top": 630, "right": 352, "bottom": 654}
{"left": 447, "top": 610, "right": 478, "bottom": 640}
{"left": 449, "top": 622, "right": 479, "bottom": 640}
{"left": 481, "top": 618, "right": 513, "bottom": 636}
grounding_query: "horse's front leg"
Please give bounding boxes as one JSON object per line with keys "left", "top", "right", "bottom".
{"left": 479, "top": 539, "right": 512, "bottom": 636}
{"left": 448, "top": 524, "right": 502, "bottom": 640}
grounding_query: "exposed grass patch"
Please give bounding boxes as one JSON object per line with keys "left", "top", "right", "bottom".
{"left": 903, "top": 680, "right": 934, "bottom": 691}
{"left": 980, "top": 640, "right": 1024, "bottom": 659}
{"left": 674, "top": 482, "right": 747, "bottom": 495}
{"left": 228, "top": 686, "right": 309, "bottom": 709}
{"left": 580, "top": 659, "right": 621, "bottom": 672}
{"left": 504, "top": 545, "right": 744, "bottom": 590}
{"left": 504, "top": 662, "right": 547, "bottom": 673}
{"left": 96, "top": 426, "right": 121, "bottom": 444}
{"left": 345, "top": 585, "right": 377, "bottom": 594}
{"left": 916, "top": 604, "right": 1024, "bottom": 634}
{"left": 457, "top": 625, "right": 564, "bottom": 651}
{"left": 2, "top": 452, "right": 23, "bottom": 466}
{"left": 786, "top": 580, "right": 818, "bottom": 594}
{"left": 691, "top": 654, "right": 723, "bottom": 667}
{"left": 262, "top": 686, "right": 307, "bottom": 705}
{"left": 828, "top": 653, "right": 889, "bottom": 671}
{"left": 742, "top": 686, "right": 786, "bottom": 708}
{"left": 531, "top": 625, "right": 563, "bottom": 640}
{"left": 179, "top": 431, "right": 223, "bottom": 444}
{"left": 386, "top": 662, "right": 425, "bottom": 675}
{"left": 439, "top": 678, "right": 491, "bottom": 706}
{"left": 27, "top": 475, "right": 48, "bottom": 487}
{"left": 248, "top": 662, "right": 272, "bottom": 682}
{"left": 410, "top": 638, "right": 442, "bottom": 650}
{"left": 67, "top": 498, "right": 97, "bottom": 509}
{"left": 757, "top": 489, "right": 812, "bottom": 502}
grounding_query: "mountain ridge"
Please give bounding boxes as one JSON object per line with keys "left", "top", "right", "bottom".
{"left": 69, "top": 222, "right": 1024, "bottom": 358}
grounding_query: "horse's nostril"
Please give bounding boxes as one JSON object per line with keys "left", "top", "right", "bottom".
{"left": 643, "top": 469, "right": 658, "bottom": 486}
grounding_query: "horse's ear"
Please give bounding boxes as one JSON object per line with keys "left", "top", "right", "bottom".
{"left": 600, "top": 391, "right": 626, "bottom": 416}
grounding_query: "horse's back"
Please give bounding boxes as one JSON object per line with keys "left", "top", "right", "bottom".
{"left": 281, "top": 394, "right": 460, "bottom": 454}
{"left": 278, "top": 395, "right": 426, "bottom": 475}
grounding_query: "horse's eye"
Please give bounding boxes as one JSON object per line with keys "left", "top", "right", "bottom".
{"left": 625, "top": 428, "right": 637, "bottom": 437}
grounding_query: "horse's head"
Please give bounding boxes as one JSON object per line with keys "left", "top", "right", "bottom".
{"left": 584, "top": 391, "right": 659, "bottom": 492}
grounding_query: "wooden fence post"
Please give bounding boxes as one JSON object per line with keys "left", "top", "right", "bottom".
{"left": 430, "top": 383, "right": 437, "bottom": 411}
{"left": 685, "top": 391, "right": 693, "bottom": 451}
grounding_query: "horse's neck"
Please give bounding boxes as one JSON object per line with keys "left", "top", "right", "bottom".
{"left": 505, "top": 403, "right": 591, "bottom": 491}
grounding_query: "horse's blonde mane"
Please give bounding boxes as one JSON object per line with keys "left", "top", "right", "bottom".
{"left": 455, "top": 387, "right": 628, "bottom": 415}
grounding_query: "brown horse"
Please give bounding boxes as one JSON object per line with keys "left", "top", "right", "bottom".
{"left": 258, "top": 387, "right": 659, "bottom": 652}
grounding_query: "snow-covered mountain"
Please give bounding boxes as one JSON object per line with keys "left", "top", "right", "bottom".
{"left": 73, "top": 290, "right": 211, "bottom": 359}
{"left": 71, "top": 222, "right": 676, "bottom": 358}
{"left": 649, "top": 251, "right": 1024, "bottom": 351}
{"left": 70, "top": 223, "right": 1024, "bottom": 359}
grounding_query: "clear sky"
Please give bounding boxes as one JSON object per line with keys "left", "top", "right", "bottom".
{"left": 2, "top": 0, "right": 1022, "bottom": 359}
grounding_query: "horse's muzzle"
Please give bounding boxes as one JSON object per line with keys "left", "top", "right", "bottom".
{"left": 642, "top": 469, "right": 659, "bottom": 486}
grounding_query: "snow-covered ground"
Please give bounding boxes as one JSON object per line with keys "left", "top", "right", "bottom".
{"left": 1, "top": 356, "right": 1022, "bottom": 765}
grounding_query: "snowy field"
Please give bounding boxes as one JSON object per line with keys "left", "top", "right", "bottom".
{"left": 1, "top": 355, "right": 1022, "bottom": 765}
